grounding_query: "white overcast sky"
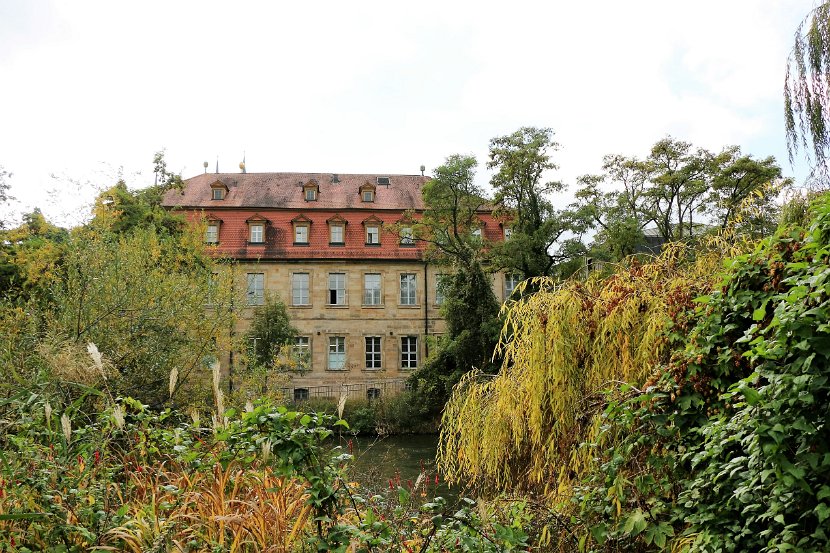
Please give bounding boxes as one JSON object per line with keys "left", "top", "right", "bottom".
{"left": 0, "top": 0, "right": 816, "bottom": 227}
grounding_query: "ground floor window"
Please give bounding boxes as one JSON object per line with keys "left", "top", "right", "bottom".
{"left": 365, "top": 336, "right": 382, "bottom": 369}
{"left": 328, "top": 336, "right": 346, "bottom": 370}
{"left": 367, "top": 387, "right": 381, "bottom": 400}
{"left": 294, "top": 388, "right": 309, "bottom": 401}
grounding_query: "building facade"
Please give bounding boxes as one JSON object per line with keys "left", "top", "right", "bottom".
{"left": 163, "top": 171, "right": 512, "bottom": 399}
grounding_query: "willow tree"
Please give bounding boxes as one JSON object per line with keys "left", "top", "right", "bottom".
{"left": 438, "top": 241, "right": 735, "bottom": 495}
{"left": 785, "top": 2, "right": 830, "bottom": 172}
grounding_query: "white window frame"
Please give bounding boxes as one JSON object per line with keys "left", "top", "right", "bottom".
{"left": 472, "top": 228, "right": 482, "bottom": 240}
{"left": 305, "top": 188, "right": 317, "bottom": 201}
{"left": 249, "top": 223, "right": 264, "bottom": 243}
{"left": 205, "top": 223, "right": 219, "bottom": 244}
{"left": 400, "top": 273, "right": 417, "bottom": 305}
{"left": 246, "top": 273, "right": 264, "bottom": 305}
{"left": 366, "top": 225, "right": 380, "bottom": 245}
{"left": 292, "top": 272, "right": 310, "bottom": 306}
{"left": 362, "top": 190, "right": 374, "bottom": 202}
{"left": 401, "top": 336, "right": 418, "bottom": 369}
{"left": 294, "top": 225, "right": 309, "bottom": 244}
{"left": 330, "top": 224, "right": 344, "bottom": 244}
{"left": 328, "top": 273, "right": 346, "bottom": 306}
{"left": 365, "top": 336, "right": 382, "bottom": 370}
{"left": 504, "top": 227, "right": 512, "bottom": 240}
{"left": 401, "top": 227, "right": 414, "bottom": 245}
{"left": 328, "top": 336, "right": 346, "bottom": 370}
{"left": 212, "top": 188, "right": 224, "bottom": 200}
{"left": 505, "top": 273, "right": 521, "bottom": 299}
{"left": 363, "top": 273, "right": 382, "bottom": 306}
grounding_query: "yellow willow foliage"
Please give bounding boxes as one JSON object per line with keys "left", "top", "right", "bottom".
{"left": 438, "top": 241, "right": 740, "bottom": 497}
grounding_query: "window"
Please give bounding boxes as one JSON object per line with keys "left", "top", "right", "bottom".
{"left": 305, "top": 188, "right": 317, "bottom": 201}
{"left": 330, "top": 224, "right": 344, "bottom": 244}
{"left": 401, "top": 227, "right": 414, "bottom": 245}
{"left": 504, "top": 227, "right": 512, "bottom": 240}
{"left": 376, "top": 176, "right": 390, "bottom": 185}
{"left": 328, "top": 336, "right": 346, "bottom": 370}
{"left": 367, "top": 388, "right": 381, "bottom": 400}
{"left": 249, "top": 223, "right": 264, "bottom": 243}
{"left": 246, "top": 273, "right": 264, "bottom": 305}
{"left": 362, "top": 190, "right": 374, "bottom": 202}
{"left": 205, "top": 223, "right": 219, "bottom": 244}
{"left": 294, "top": 225, "right": 308, "bottom": 244}
{"left": 366, "top": 225, "right": 379, "bottom": 245}
{"left": 400, "top": 273, "right": 417, "bottom": 305}
{"left": 435, "top": 274, "right": 449, "bottom": 305}
{"left": 212, "top": 188, "right": 224, "bottom": 200}
{"left": 363, "top": 273, "right": 381, "bottom": 305}
{"left": 328, "top": 273, "right": 346, "bottom": 305}
{"left": 292, "top": 273, "right": 310, "bottom": 306}
{"left": 293, "top": 337, "right": 310, "bottom": 370}
{"left": 365, "top": 337, "right": 381, "bottom": 369}
{"left": 472, "top": 228, "right": 482, "bottom": 240}
{"left": 294, "top": 388, "right": 309, "bottom": 401}
{"left": 505, "top": 273, "right": 521, "bottom": 299}
{"left": 401, "top": 336, "right": 418, "bottom": 369}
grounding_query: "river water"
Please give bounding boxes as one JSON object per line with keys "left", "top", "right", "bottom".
{"left": 333, "top": 433, "right": 460, "bottom": 500}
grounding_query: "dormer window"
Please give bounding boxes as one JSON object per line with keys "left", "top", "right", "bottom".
{"left": 205, "top": 221, "right": 220, "bottom": 244}
{"left": 291, "top": 214, "right": 312, "bottom": 246}
{"left": 327, "top": 214, "right": 347, "bottom": 246}
{"left": 362, "top": 215, "right": 382, "bottom": 246}
{"left": 210, "top": 181, "right": 229, "bottom": 200}
{"left": 246, "top": 215, "right": 267, "bottom": 244}
{"left": 303, "top": 181, "right": 319, "bottom": 202}
{"left": 401, "top": 226, "right": 414, "bottom": 246}
{"left": 359, "top": 182, "right": 377, "bottom": 203}
{"left": 250, "top": 224, "right": 263, "bottom": 243}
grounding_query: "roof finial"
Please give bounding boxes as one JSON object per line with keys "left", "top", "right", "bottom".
{"left": 203, "top": 161, "right": 209, "bottom": 174}
{"left": 215, "top": 156, "right": 219, "bottom": 174}
{"left": 239, "top": 151, "right": 246, "bottom": 174}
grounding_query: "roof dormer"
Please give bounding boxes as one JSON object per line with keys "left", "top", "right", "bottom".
{"left": 303, "top": 180, "right": 319, "bottom": 202}
{"left": 245, "top": 214, "right": 268, "bottom": 244}
{"left": 359, "top": 182, "right": 377, "bottom": 203}
{"left": 210, "top": 180, "right": 229, "bottom": 200}
{"left": 326, "top": 214, "right": 348, "bottom": 246}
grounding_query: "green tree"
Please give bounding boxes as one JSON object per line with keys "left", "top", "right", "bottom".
{"left": 244, "top": 293, "right": 298, "bottom": 370}
{"left": 410, "top": 154, "right": 489, "bottom": 265}
{"left": 405, "top": 155, "right": 503, "bottom": 413}
{"left": 47, "top": 224, "right": 235, "bottom": 407}
{"left": 707, "top": 147, "right": 790, "bottom": 234}
{"left": 488, "top": 127, "right": 585, "bottom": 277}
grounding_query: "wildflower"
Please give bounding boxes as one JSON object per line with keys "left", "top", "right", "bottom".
{"left": 168, "top": 367, "right": 178, "bottom": 399}
{"left": 112, "top": 404, "right": 125, "bottom": 430}
{"left": 87, "top": 342, "right": 105, "bottom": 380}
{"left": 61, "top": 413, "right": 72, "bottom": 443}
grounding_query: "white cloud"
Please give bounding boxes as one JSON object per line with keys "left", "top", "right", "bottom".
{"left": 0, "top": 0, "right": 815, "bottom": 225}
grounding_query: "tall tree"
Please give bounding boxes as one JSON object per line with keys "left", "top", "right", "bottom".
{"left": 409, "top": 154, "right": 488, "bottom": 266}
{"left": 487, "top": 127, "right": 584, "bottom": 278}
{"left": 707, "top": 147, "right": 790, "bottom": 233}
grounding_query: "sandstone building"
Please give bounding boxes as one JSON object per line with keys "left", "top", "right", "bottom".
{"left": 163, "top": 171, "right": 513, "bottom": 400}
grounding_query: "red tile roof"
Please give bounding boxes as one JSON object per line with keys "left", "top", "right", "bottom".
{"left": 164, "top": 172, "right": 503, "bottom": 261}
{"left": 162, "top": 172, "right": 429, "bottom": 211}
